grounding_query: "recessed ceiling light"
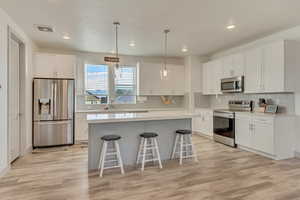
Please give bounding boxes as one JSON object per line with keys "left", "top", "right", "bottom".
{"left": 181, "top": 46, "right": 188, "bottom": 52}
{"left": 226, "top": 24, "right": 236, "bottom": 30}
{"left": 129, "top": 41, "right": 135, "bottom": 47}
{"left": 63, "top": 35, "right": 71, "bottom": 40}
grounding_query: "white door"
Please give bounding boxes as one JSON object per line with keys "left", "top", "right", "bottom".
{"left": 235, "top": 115, "right": 251, "bottom": 148}
{"left": 55, "top": 54, "right": 76, "bottom": 78}
{"left": 212, "top": 60, "right": 222, "bottom": 94}
{"left": 202, "top": 63, "right": 209, "bottom": 95}
{"left": 0, "top": 20, "right": 8, "bottom": 171}
{"left": 244, "top": 48, "right": 263, "bottom": 93}
{"left": 9, "top": 38, "right": 20, "bottom": 162}
{"left": 263, "top": 41, "right": 285, "bottom": 92}
{"left": 232, "top": 53, "right": 245, "bottom": 77}
{"left": 252, "top": 119, "right": 274, "bottom": 155}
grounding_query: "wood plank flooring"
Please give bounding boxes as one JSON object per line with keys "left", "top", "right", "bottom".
{"left": 1, "top": 134, "right": 300, "bottom": 200}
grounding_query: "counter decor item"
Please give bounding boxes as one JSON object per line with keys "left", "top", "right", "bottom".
{"left": 265, "top": 105, "right": 278, "bottom": 114}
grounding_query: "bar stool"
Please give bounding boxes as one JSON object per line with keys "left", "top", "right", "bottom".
{"left": 98, "top": 135, "right": 124, "bottom": 177}
{"left": 171, "top": 129, "right": 198, "bottom": 165}
{"left": 136, "top": 132, "right": 163, "bottom": 171}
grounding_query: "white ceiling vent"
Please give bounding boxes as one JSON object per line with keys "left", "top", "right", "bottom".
{"left": 35, "top": 25, "right": 54, "bottom": 33}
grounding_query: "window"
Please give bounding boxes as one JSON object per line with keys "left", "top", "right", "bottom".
{"left": 114, "top": 66, "right": 137, "bottom": 104}
{"left": 85, "top": 64, "right": 109, "bottom": 104}
{"left": 84, "top": 64, "right": 137, "bottom": 104}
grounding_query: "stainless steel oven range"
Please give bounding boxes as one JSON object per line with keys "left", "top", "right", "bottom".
{"left": 213, "top": 100, "right": 253, "bottom": 147}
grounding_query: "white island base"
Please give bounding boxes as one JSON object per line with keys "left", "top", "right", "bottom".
{"left": 87, "top": 113, "right": 193, "bottom": 170}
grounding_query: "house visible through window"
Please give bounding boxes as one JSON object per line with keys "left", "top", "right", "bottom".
{"left": 85, "top": 64, "right": 109, "bottom": 104}
{"left": 114, "top": 66, "right": 137, "bottom": 104}
{"left": 84, "top": 64, "right": 137, "bottom": 104}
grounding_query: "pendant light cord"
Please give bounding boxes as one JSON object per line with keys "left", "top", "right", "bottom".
{"left": 164, "top": 29, "right": 170, "bottom": 69}
{"left": 113, "top": 22, "right": 120, "bottom": 60}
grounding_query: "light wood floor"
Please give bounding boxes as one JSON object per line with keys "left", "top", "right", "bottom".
{"left": 1, "top": 135, "right": 300, "bottom": 200}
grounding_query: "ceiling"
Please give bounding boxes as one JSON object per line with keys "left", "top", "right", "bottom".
{"left": 1, "top": 0, "right": 300, "bottom": 56}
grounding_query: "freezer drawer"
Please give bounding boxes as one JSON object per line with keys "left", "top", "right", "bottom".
{"left": 34, "top": 120, "right": 74, "bottom": 147}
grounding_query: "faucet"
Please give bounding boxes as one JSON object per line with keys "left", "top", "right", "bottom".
{"left": 104, "top": 98, "right": 115, "bottom": 110}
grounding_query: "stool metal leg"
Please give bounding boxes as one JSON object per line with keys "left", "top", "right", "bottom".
{"left": 136, "top": 137, "right": 144, "bottom": 164}
{"left": 98, "top": 141, "right": 105, "bottom": 170}
{"left": 179, "top": 135, "right": 184, "bottom": 165}
{"left": 171, "top": 134, "right": 179, "bottom": 159}
{"left": 141, "top": 138, "right": 148, "bottom": 171}
{"left": 115, "top": 141, "right": 125, "bottom": 174}
{"left": 154, "top": 138, "right": 163, "bottom": 169}
{"left": 99, "top": 141, "right": 107, "bottom": 177}
{"left": 190, "top": 134, "right": 198, "bottom": 162}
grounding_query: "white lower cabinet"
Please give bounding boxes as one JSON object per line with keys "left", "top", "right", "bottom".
{"left": 192, "top": 109, "right": 213, "bottom": 137}
{"left": 235, "top": 113, "right": 295, "bottom": 160}
{"left": 75, "top": 113, "right": 88, "bottom": 142}
{"left": 252, "top": 118, "right": 274, "bottom": 155}
{"left": 235, "top": 115, "right": 251, "bottom": 148}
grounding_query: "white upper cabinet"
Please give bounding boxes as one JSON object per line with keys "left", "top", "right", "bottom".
{"left": 202, "top": 59, "right": 222, "bottom": 95}
{"left": 138, "top": 62, "right": 185, "bottom": 95}
{"left": 245, "top": 40, "right": 300, "bottom": 93}
{"left": 244, "top": 47, "right": 263, "bottom": 93}
{"left": 262, "top": 41, "right": 285, "bottom": 93}
{"left": 34, "top": 53, "right": 76, "bottom": 79}
{"left": 204, "top": 40, "right": 300, "bottom": 95}
{"left": 222, "top": 53, "right": 244, "bottom": 78}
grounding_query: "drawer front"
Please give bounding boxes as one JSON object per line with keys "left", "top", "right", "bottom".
{"left": 34, "top": 120, "right": 73, "bottom": 147}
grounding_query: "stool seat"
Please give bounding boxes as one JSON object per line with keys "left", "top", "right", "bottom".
{"left": 176, "top": 129, "right": 192, "bottom": 135}
{"left": 140, "top": 132, "right": 158, "bottom": 138}
{"left": 101, "top": 134, "right": 121, "bottom": 141}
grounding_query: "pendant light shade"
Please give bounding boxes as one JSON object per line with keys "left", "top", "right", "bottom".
{"left": 161, "top": 29, "right": 170, "bottom": 80}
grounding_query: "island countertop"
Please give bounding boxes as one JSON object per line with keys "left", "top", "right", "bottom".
{"left": 86, "top": 111, "right": 199, "bottom": 124}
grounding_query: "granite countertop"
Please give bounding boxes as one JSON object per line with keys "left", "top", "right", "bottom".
{"left": 86, "top": 111, "right": 200, "bottom": 124}
{"left": 76, "top": 108, "right": 186, "bottom": 113}
{"left": 234, "top": 111, "right": 296, "bottom": 118}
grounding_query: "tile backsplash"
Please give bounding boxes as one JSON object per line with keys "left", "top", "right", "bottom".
{"left": 208, "top": 93, "right": 295, "bottom": 114}
{"left": 76, "top": 95, "right": 185, "bottom": 111}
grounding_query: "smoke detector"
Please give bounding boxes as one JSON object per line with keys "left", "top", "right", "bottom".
{"left": 35, "top": 25, "right": 54, "bottom": 33}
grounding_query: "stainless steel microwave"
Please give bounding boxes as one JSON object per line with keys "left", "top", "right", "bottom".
{"left": 221, "top": 76, "right": 244, "bottom": 93}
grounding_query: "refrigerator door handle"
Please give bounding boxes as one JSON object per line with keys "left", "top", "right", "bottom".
{"left": 52, "top": 81, "right": 57, "bottom": 118}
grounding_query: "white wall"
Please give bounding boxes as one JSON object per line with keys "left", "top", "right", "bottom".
{"left": 37, "top": 49, "right": 186, "bottom": 110}
{"left": 0, "top": 7, "right": 36, "bottom": 176}
{"left": 184, "top": 55, "right": 209, "bottom": 111}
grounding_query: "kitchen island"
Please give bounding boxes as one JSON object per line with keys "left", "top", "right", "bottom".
{"left": 87, "top": 111, "right": 198, "bottom": 170}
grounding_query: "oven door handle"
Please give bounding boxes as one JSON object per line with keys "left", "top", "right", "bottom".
{"left": 213, "top": 112, "right": 234, "bottom": 119}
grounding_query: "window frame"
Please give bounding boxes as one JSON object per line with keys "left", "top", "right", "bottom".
{"left": 83, "top": 63, "right": 137, "bottom": 105}
{"left": 84, "top": 64, "right": 110, "bottom": 105}
{"left": 114, "top": 65, "right": 137, "bottom": 104}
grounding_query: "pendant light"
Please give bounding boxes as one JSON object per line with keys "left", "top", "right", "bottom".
{"left": 161, "top": 29, "right": 170, "bottom": 80}
{"left": 104, "top": 22, "right": 121, "bottom": 78}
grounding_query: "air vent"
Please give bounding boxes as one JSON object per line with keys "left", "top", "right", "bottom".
{"left": 35, "top": 25, "right": 54, "bottom": 33}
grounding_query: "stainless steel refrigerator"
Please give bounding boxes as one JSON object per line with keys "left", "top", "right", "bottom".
{"left": 33, "top": 78, "right": 75, "bottom": 148}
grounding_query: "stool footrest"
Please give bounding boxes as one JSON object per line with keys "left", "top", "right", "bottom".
{"left": 103, "top": 165, "right": 122, "bottom": 170}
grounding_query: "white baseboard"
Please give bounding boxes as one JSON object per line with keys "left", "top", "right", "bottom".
{"left": 0, "top": 166, "right": 10, "bottom": 177}
{"left": 193, "top": 131, "right": 213, "bottom": 139}
{"left": 295, "top": 151, "right": 300, "bottom": 158}
{"left": 21, "top": 145, "right": 32, "bottom": 156}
